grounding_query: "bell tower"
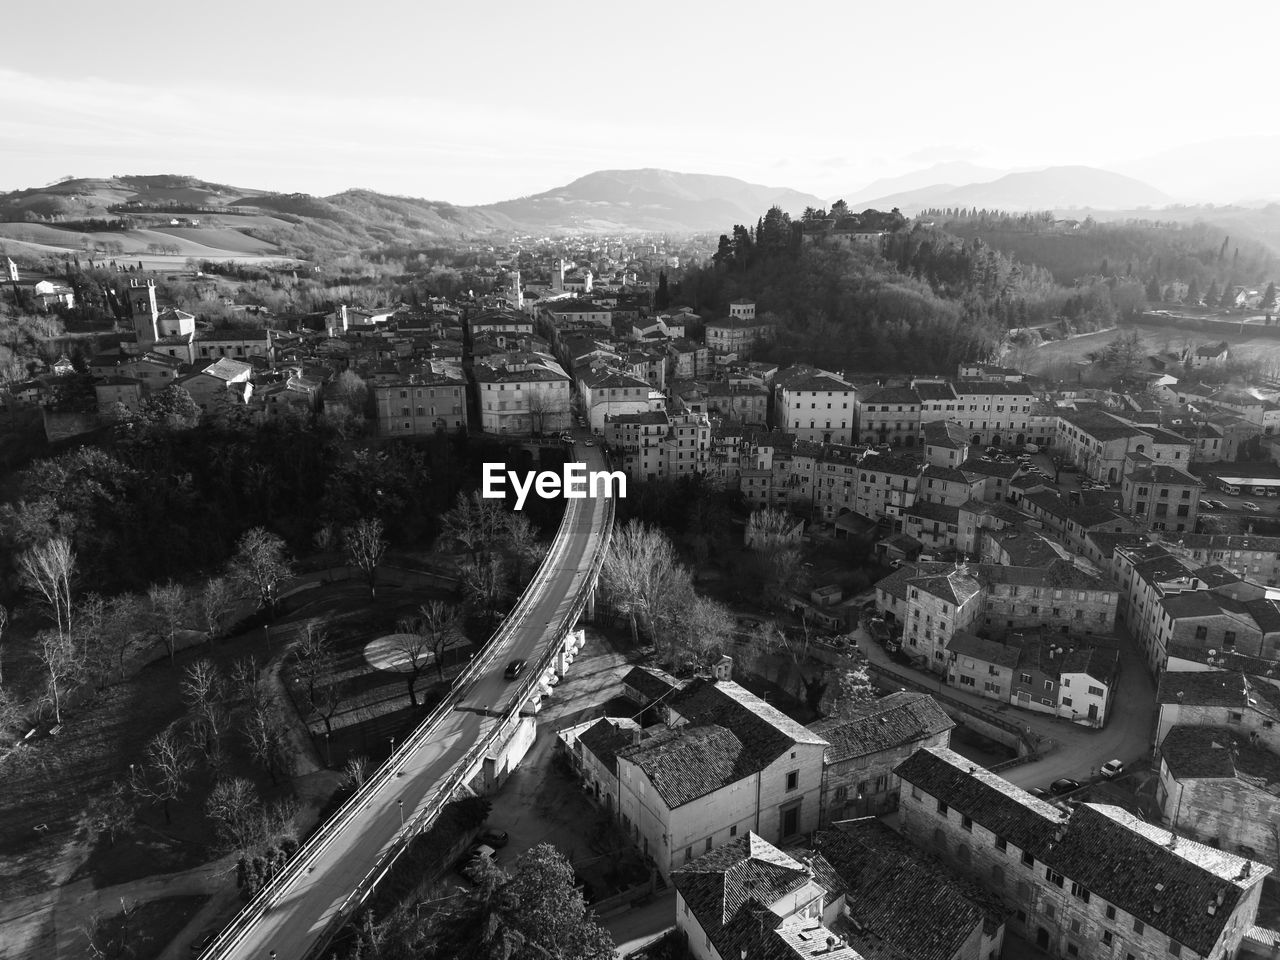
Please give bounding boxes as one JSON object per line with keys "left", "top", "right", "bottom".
{"left": 125, "top": 278, "right": 159, "bottom": 347}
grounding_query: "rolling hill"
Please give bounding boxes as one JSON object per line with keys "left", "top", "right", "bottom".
{"left": 853, "top": 165, "right": 1172, "bottom": 214}
{"left": 478, "top": 169, "right": 827, "bottom": 232}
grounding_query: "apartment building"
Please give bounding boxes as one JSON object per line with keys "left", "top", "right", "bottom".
{"left": 896, "top": 746, "right": 1270, "bottom": 960}
{"left": 1160, "top": 534, "right": 1280, "bottom": 588}
{"left": 372, "top": 360, "right": 468, "bottom": 436}
{"left": 853, "top": 452, "right": 919, "bottom": 527}
{"left": 775, "top": 368, "right": 857, "bottom": 444}
{"left": 1056, "top": 410, "right": 1193, "bottom": 483}
{"left": 858, "top": 386, "right": 922, "bottom": 448}
{"left": 1120, "top": 462, "right": 1202, "bottom": 533}
{"left": 472, "top": 353, "right": 572, "bottom": 435}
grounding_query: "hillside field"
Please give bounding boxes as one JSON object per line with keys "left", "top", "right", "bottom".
{"left": 1026, "top": 321, "right": 1280, "bottom": 373}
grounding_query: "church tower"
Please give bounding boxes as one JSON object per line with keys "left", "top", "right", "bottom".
{"left": 125, "top": 278, "right": 159, "bottom": 347}
{"left": 508, "top": 270, "right": 524, "bottom": 310}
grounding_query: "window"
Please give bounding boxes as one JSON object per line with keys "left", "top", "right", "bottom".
{"left": 1229, "top": 711, "right": 1243, "bottom": 724}
{"left": 685, "top": 846, "right": 693, "bottom": 862}
{"left": 1047, "top": 868, "right": 1064, "bottom": 888}
{"left": 705, "top": 837, "right": 712, "bottom": 852}
{"left": 1224, "top": 631, "right": 1236, "bottom": 649}
{"left": 730, "top": 825, "right": 737, "bottom": 837}
{"left": 911, "top": 785, "right": 922, "bottom": 800}
{"left": 994, "top": 836, "right": 1007, "bottom": 852}
{"left": 1088, "top": 685, "right": 1104, "bottom": 696}
{"left": 937, "top": 800, "right": 949, "bottom": 816}
{"left": 1020, "top": 673, "right": 1032, "bottom": 684}
{"left": 1067, "top": 943, "right": 1079, "bottom": 957}
{"left": 961, "top": 815, "right": 973, "bottom": 831}
{"left": 1071, "top": 881, "right": 1090, "bottom": 903}
{"left": 786, "top": 771, "right": 798, "bottom": 791}
{"left": 1044, "top": 902, "right": 1056, "bottom": 919}
{"left": 1022, "top": 851, "right": 1035, "bottom": 867}
{"left": 1105, "top": 905, "right": 1116, "bottom": 921}
{"left": 1133, "top": 919, "right": 1144, "bottom": 935}
{"left": 1168, "top": 943, "right": 1181, "bottom": 957}
{"left": 1102, "top": 931, "right": 1114, "bottom": 946}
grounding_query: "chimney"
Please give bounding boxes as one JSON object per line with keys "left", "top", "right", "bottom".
{"left": 632, "top": 726, "right": 642, "bottom": 746}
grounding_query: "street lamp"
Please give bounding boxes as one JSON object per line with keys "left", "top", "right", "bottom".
{"left": 323, "top": 731, "right": 331, "bottom": 768}
{"left": 398, "top": 799, "right": 404, "bottom": 826}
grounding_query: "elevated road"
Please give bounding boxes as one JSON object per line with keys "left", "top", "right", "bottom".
{"left": 204, "top": 445, "right": 615, "bottom": 960}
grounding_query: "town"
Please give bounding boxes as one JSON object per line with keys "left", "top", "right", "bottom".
{"left": 3, "top": 200, "right": 1280, "bottom": 960}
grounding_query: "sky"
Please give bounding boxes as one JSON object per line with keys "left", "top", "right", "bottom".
{"left": 3, "top": 0, "right": 1280, "bottom": 205}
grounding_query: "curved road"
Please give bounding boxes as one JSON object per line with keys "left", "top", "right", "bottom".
{"left": 216, "top": 444, "right": 614, "bottom": 960}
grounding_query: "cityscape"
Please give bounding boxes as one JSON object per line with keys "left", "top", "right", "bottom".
{"left": 5, "top": 4, "right": 1280, "bottom": 960}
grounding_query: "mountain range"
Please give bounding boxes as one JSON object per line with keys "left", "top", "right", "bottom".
{"left": 0, "top": 165, "right": 1217, "bottom": 262}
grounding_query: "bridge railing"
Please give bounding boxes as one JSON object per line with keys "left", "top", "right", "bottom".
{"left": 198, "top": 490, "right": 599, "bottom": 960}
{"left": 298, "top": 492, "right": 616, "bottom": 957}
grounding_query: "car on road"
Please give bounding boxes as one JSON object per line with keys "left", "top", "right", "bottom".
{"left": 1100, "top": 759, "right": 1124, "bottom": 779}
{"left": 1242, "top": 501, "right": 1262, "bottom": 512}
{"left": 479, "top": 829, "right": 510, "bottom": 848}
{"left": 583, "top": 438, "right": 595, "bottom": 446}
{"left": 1210, "top": 499, "right": 1229, "bottom": 510}
{"left": 1049, "top": 778, "right": 1082, "bottom": 795}
{"left": 503, "top": 658, "right": 526, "bottom": 681}
{"left": 1199, "top": 500, "right": 1214, "bottom": 510}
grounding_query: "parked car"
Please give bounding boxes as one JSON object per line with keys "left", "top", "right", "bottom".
{"left": 479, "top": 829, "right": 510, "bottom": 848}
{"left": 1211, "top": 499, "right": 1229, "bottom": 510}
{"left": 583, "top": 438, "right": 595, "bottom": 447}
{"left": 1100, "top": 759, "right": 1124, "bottom": 779}
{"left": 1049, "top": 778, "right": 1082, "bottom": 795}
{"left": 1028, "top": 787, "right": 1049, "bottom": 798}
{"left": 1199, "top": 500, "right": 1214, "bottom": 510}
{"left": 503, "top": 658, "right": 526, "bottom": 681}
{"left": 1242, "top": 501, "right": 1261, "bottom": 512}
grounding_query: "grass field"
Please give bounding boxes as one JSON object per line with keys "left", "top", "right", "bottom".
{"left": 75, "top": 894, "right": 209, "bottom": 960}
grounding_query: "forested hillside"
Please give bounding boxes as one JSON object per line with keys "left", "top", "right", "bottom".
{"left": 929, "top": 209, "right": 1279, "bottom": 289}
{"left": 671, "top": 208, "right": 1145, "bottom": 372}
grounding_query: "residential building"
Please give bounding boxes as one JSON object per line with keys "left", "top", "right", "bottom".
{"left": 808, "top": 691, "right": 954, "bottom": 824}
{"left": 1120, "top": 461, "right": 1202, "bottom": 532}
{"left": 945, "top": 631, "right": 1021, "bottom": 703}
{"left": 372, "top": 361, "right": 468, "bottom": 436}
{"left": 579, "top": 368, "right": 659, "bottom": 432}
{"left": 949, "top": 381, "right": 1039, "bottom": 447}
{"left": 858, "top": 386, "right": 921, "bottom": 449}
{"left": 896, "top": 746, "right": 1270, "bottom": 960}
{"left": 705, "top": 314, "right": 774, "bottom": 357}
{"left": 614, "top": 678, "right": 829, "bottom": 880}
{"left": 1155, "top": 670, "right": 1280, "bottom": 752}
{"left": 1056, "top": 410, "right": 1192, "bottom": 483}
{"left": 1160, "top": 534, "right": 1280, "bottom": 588}
{"left": 923, "top": 419, "right": 973, "bottom": 468}
{"left": 775, "top": 368, "right": 857, "bottom": 444}
{"left": 472, "top": 352, "right": 572, "bottom": 435}
{"left": 853, "top": 452, "right": 919, "bottom": 527}
{"left": 175, "top": 357, "right": 253, "bottom": 412}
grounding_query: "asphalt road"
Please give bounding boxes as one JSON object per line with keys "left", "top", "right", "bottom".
{"left": 217, "top": 444, "right": 613, "bottom": 960}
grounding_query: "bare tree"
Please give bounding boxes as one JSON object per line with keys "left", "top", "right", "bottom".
{"left": 243, "top": 701, "right": 292, "bottom": 785}
{"left": 439, "top": 491, "right": 507, "bottom": 560}
{"left": 342, "top": 754, "right": 371, "bottom": 791}
{"left": 343, "top": 517, "right": 388, "bottom": 599}
{"left": 600, "top": 520, "right": 681, "bottom": 645}
{"left": 205, "top": 777, "right": 262, "bottom": 853}
{"left": 744, "top": 508, "right": 805, "bottom": 609}
{"left": 416, "top": 600, "right": 463, "bottom": 680}
{"left": 199, "top": 576, "right": 236, "bottom": 646}
{"left": 527, "top": 388, "right": 568, "bottom": 435}
{"left": 76, "top": 593, "right": 113, "bottom": 690}
{"left": 0, "top": 685, "right": 25, "bottom": 743}
{"left": 825, "top": 663, "right": 877, "bottom": 719}
{"left": 147, "top": 581, "right": 189, "bottom": 665}
{"left": 392, "top": 616, "right": 436, "bottom": 707}
{"left": 37, "top": 629, "right": 80, "bottom": 724}
{"left": 182, "top": 659, "right": 229, "bottom": 763}
{"left": 0, "top": 605, "right": 7, "bottom": 684}
{"left": 133, "top": 723, "right": 194, "bottom": 824}
{"left": 502, "top": 513, "right": 544, "bottom": 584}
{"left": 459, "top": 557, "right": 509, "bottom": 626}
{"left": 82, "top": 897, "right": 140, "bottom": 960}
{"left": 18, "top": 537, "right": 75, "bottom": 644}
{"left": 228, "top": 527, "right": 291, "bottom": 618}
{"left": 291, "top": 625, "right": 345, "bottom": 740}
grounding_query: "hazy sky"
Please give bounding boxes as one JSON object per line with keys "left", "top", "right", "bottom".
{"left": 3, "top": 0, "right": 1279, "bottom": 204}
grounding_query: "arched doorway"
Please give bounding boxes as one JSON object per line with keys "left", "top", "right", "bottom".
{"left": 1108, "top": 467, "right": 1118, "bottom": 483}
{"left": 1016, "top": 433, "right": 1025, "bottom": 446}
{"left": 972, "top": 434, "right": 981, "bottom": 445}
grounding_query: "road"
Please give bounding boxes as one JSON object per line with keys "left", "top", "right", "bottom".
{"left": 216, "top": 443, "right": 614, "bottom": 960}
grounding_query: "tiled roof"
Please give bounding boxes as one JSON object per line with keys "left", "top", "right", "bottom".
{"left": 912, "top": 382, "right": 957, "bottom": 402}
{"left": 577, "top": 717, "right": 641, "bottom": 778}
{"left": 808, "top": 692, "right": 954, "bottom": 764}
{"left": 1160, "top": 724, "right": 1249, "bottom": 779}
{"left": 670, "top": 679, "right": 828, "bottom": 749}
{"left": 860, "top": 386, "right": 921, "bottom": 405}
{"left": 1157, "top": 670, "right": 1249, "bottom": 707}
{"left": 945, "top": 631, "right": 1022, "bottom": 669}
{"left": 894, "top": 747, "right": 1065, "bottom": 858}
{"left": 905, "top": 501, "right": 960, "bottom": 524}
{"left": 621, "top": 665, "right": 681, "bottom": 703}
{"left": 814, "top": 822, "right": 995, "bottom": 960}
{"left": 959, "top": 458, "right": 1021, "bottom": 479}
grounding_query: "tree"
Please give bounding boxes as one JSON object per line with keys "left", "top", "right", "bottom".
{"left": 343, "top": 517, "right": 387, "bottom": 599}
{"left": 422, "top": 843, "right": 615, "bottom": 960}
{"left": 1145, "top": 277, "right": 1162, "bottom": 301}
{"left": 654, "top": 270, "right": 670, "bottom": 310}
{"left": 393, "top": 616, "right": 437, "bottom": 707}
{"left": 182, "top": 659, "right": 229, "bottom": 763}
{"left": 1187, "top": 277, "right": 1200, "bottom": 304}
{"left": 243, "top": 699, "right": 292, "bottom": 785}
{"left": 333, "top": 369, "right": 368, "bottom": 419}
{"left": 501, "top": 513, "right": 544, "bottom": 585}
{"left": 199, "top": 576, "right": 236, "bottom": 646}
{"left": 139, "top": 384, "right": 201, "bottom": 429}
{"left": 0, "top": 684, "right": 26, "bottom": 743}
{"left": 228, "top": 527, "right": 291, "bottom": 618}
{"left": 133, "top": 723, "right": 194, "bottom": 824}
{"left": 1102, "top": 329, "right": 1145, "bottom": 380}
{"left": 600, "top": 520, "right": 681, "bottom": 645}
{"left": 526, "top": 388, "right": 568, "bottom": 437}
{"left": 205, "top": 777, "right": 262, "bottom": 853}
{"left": 825, "top": 662, "right": 877, "bottom": 719}
{"left": 744, "top": 509, "right": 805, "bottom": 608}
{"left": 460, "top": 556, "right": 510, "bottom": 624}
{"left": 440, "top": 491, "right": 507, "bottom": 559}
{"left": 85, "top": 781, "right": 136, "bottom": 849}
{"left": 82, "top": 898, "right": 142, "bottom": 960}
{"left": 416, "top": 600, "right": 463, "bottom": 680}
{"left": 342, "top": 754, "right": 371, "bottom": 790}
{"left": 37, "top": 629, "right": 80, "bottom": 724}
{"left": 147, "top": 581, "right": 189, "bottom": 664}
{"left": 1264, "top": 282, "right": 1277, "bottom": 311}
{"left": 18, "top": 536, "right": 75, "bottom": 645}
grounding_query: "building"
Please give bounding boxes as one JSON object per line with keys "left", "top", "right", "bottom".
{"left": 174, "top": 357, "right": 253, "bottom": 412}
{"left": 1120, "top": 461, "right": 1202, "bottom": 533}
{"left": 948, "top": 381, "right": 1039, "bottom": 447}
{"left": 672, "top": 833, "right": 864, "bottom": 960}
{"left": 1156, "top": 724, "right": 1280, "bottom": 868}
{"left": 853, "top": 452, "right": 919, "bottom": 528}
{"left": 579, "top": 368, "right": 660, "bottom": 432}
{"left": 557, "top": 716, "right": 642, "bottom": 817}
{"left": 706, "top": 314, "right": 774, "bottom": 357}
{"left": 945, "top": 631, "right": 1021, "bottom": 704}
{"left": 807, "top": 691, "right": 954, "bottom": 824}
{"left": 1155, "top": 671, "right": 1280, "bottom": 753}
{"left": 372, "top": 361, "right": 468, "bottom": 436}
{"left": 776, "top": 368, "right": 858, "bottom": 445}
{"left": 1056, "top": 410, "right": 1192, "bottom": 484}
{"left": 923, "top": 420, "right": 974, "bottom": 468}
{"left": 614, "top": 678, "right": 830, "bottom": 880}
{"left": 896, "top": 746, "right": 1270, "bottom": 960}
{"left": 472, "top": 353, "right": 572, "bottom": 435}
{"left": 1160, "top": 534, "right": 1280, "bottom": 588}
{"left": 858, "top": 386, "right": 922, "bottom": 449}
